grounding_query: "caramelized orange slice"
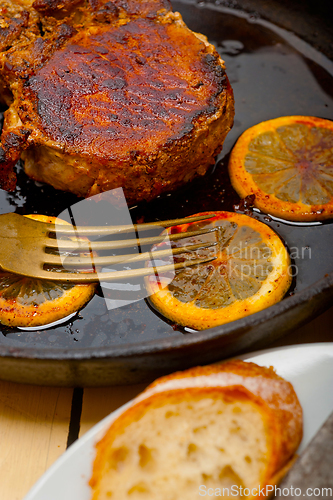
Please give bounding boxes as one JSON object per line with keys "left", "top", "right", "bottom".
{"left": 145, "top": 212, "right": 291, "bottom": 330}
{"left": 228, "top": 116, "right": 333, "bottom": 221}
{"left": 0, "top": 214, "right": 96, "bottom": 328}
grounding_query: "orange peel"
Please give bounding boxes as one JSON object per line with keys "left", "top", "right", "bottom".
{"left": 228, "top": 116, "right": 333, "bottom": 221}
{"left": 0, "top": 214, "right": 96, "bottom": 328}
{"left": 146, "top": 211, "right": 291, "bottom": 330}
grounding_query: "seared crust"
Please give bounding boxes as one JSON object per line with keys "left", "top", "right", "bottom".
{"left": 21, "top": 17, "right": 226, "bottom": 158}
{"left": 0, "top": 0, "right": 234, "bottom": 204}
{"left": 0, "top": 10, "right": 29, "bottom": 52}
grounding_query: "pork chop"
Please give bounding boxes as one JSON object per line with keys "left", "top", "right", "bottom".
{"left": 0, "top": 0, "right": 234, "bottom": 205}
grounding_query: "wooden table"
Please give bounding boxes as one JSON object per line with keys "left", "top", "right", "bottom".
{"left": 1, "top": 306, "right": 333, "bottom": 500}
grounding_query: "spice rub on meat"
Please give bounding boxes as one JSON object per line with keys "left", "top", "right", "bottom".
{"left": 0, "top": 0, "right": 234, "bottom": 205}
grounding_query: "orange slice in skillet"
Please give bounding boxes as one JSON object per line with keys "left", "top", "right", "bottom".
{"left": 0, "top": 214, "right": 96, "bottom": 328}
{"left": 145, "top": 211, "right": 291, "bottom": 330}
{"left": 228, "top": 116, "right": 333, "bottom": 221}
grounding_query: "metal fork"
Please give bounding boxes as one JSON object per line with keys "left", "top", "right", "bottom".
{"left": 0, "top": 213, "right": 217, "bottom": 282}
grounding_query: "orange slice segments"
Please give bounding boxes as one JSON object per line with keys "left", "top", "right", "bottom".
{"left": 145, "top": 211, "right": 291, "bottom": 330}
{"left": 228, "top": 116, "right": 333, "bottom": 221}
{"left": 0, "top": 214, "right": 96, "bottom": 328}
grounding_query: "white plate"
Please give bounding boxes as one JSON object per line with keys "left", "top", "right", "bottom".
{"left": 24, "top": 343, "right": 333, "bottom": 500}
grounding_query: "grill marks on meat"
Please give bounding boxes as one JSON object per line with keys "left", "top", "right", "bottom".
{"left": 0, "top": 0, "right": 234, "bottom": 205}
{"left": 22, "top": 18, "right": 225, "bottom": 157}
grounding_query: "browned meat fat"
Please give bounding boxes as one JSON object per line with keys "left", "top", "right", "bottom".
{"left": 0, "top": 0, "right": 234, "bottom": 205}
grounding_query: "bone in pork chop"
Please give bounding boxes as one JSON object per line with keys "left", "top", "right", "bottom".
{"left": 0, "top": 0, "right": 234, "bottom": 205}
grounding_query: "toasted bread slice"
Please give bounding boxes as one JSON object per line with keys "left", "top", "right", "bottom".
{"left": 90, "top": 360, "right": 303, "bottom": 499}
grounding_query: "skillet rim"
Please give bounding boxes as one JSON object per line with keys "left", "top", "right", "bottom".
{"left": 1, "top": 270, "right": 332, "bottom": 361}
{"left": 0, "top": 0, "right": 332, "bottom": 379}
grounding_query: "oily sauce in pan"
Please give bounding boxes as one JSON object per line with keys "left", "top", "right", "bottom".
{"left": 0, "top": 2, "right": 333, "bottom": 349}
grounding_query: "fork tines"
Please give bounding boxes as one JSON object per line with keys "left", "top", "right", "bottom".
{"left": 42, "top": 214, "right": 217, "bottom": 281}
{"left": 48, "top": 214, "right": 215, "bottom": 236}
{"left": 45, "top": 227, "right": 217, "bottom": 252}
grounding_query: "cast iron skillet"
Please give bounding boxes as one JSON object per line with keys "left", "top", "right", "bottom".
{"left": 0, "top": 0, "right": 332, "bottom": 386}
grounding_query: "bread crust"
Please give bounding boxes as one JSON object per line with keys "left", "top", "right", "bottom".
{"left": 145, "top": 359, "right": 303, "bottom": 469}
{"left": 90, "top": 360, "right": 302, "bottom": 499}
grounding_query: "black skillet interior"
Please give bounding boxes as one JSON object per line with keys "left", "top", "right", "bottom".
{"left": 0, "top": 0, "right": 332, "bottom": 385}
